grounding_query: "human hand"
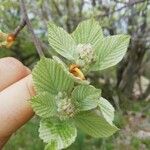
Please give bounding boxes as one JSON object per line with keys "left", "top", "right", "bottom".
{"left": 0, "top": 57, "right": 35, "bottom": 148}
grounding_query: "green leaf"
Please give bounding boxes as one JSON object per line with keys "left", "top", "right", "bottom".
{"left": 32, "top": 57, "right": 74, "bottom": 95}
{"left": 98, "top": 97, "right": 115, "bottom": 124}
{"left": 39, "top": 119, "right": 77, "bottom": 149}
{"left": 48, "top": 22, "right": 76, "bottom": 60}
{"left": 71, "top": 85, "right": 101, "bottom": 111}
{"left": 45, "top": 141, "right": 57, "bottom": 150}
{"left": 75, "top": 111, "right": 118, "bottom": 138}
{"left": 53, "top": 56, "right": 90, "bottom": 85}
{"left": 91, "top": 35, "right": 130, "bottom": 71}
{"left": 72, "top": 19, "right": 103, "bottom": 47}
{"left": 31, "top": 92, "right": 57, "bottom": 118}
{"left": 70, "top": 77, "right": 90, "bottom": 85}
{"left": 52, "top": 56, "right": 67, "bottom": 69}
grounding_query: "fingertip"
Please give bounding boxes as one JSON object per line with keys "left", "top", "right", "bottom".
{"left": 0, "top": 57, "right": 31, "bottom": 91}
{"left": 24, "top": 66, "right": 31, "bottom": 74}
{"left": 25, "top": 74, "right": 36, "bottom": 97}
{"left": 0, "top": 57, "right": 30, "bottom": 75}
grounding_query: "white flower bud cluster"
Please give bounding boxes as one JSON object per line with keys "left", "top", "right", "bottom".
{"left": 76, "top": 44, "right": 95, "bottom": 71}
{"left": 56, "top": 92, "right": 76, "bottom": 120}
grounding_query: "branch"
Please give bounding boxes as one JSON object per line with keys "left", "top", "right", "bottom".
{"left": 52, "top": 0, "right": 62, "bottom": 16}
{"left": 97, "top": 0, "right": 147, "bottom": 17}
{"left": 20, "top": 0, "right": 44, "bottom": 57}
{"left": 13, "top": 18, "right": 26, "bottom": 38}
{"left": 139, "top": 84, "right": 150, "bottom": 100}
{"left": 113, "top": 0, "right": 146, "bottom": 13}
{"left": 78, "top": 0, "right": 84, "bottom": 19}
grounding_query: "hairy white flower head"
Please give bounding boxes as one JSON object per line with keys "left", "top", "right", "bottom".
{"left": 76, "top": 44, "right": 95, "bottom": 72}
{"left": 55, "top": 92, "right": 76, "bottom": 120}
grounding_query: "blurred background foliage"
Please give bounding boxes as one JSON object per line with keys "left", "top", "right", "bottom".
{"left": 0, "top": 0, "right": 150, "bottom": 149}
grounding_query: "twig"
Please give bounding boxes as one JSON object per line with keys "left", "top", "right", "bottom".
{"left": 78, "top": 0, "right": 84, "bottom": 19}
{"left": 97, "top": 0, "right": 146, "bottom": 17}
{"left": 13, "top": 18, "right": 26, "bottom": 37}
{"left": 139, "top": 84, "right": 150, "bottom": 100}
{"left": 112, "top": 0, "right": 146, "bottom": 14}
{"left": 52, "top": 0, "right": 62, "bottom": 16}
{"left": 20, "top": 0, "right": 44, "bottom": 57}
{"left": 114, "top": 0, "right": 127, "bottom": 4}
{"left": 10, "top": 0, "right": 47, "bottom": 57}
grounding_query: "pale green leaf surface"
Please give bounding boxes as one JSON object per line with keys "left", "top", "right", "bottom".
{"left": 44, "top": 141, "right": 57, "bottom": 150}
{"left": 52, "top": 56, "right": 67, "bottom": 69}
{"left": 31, "top": 92, "right": 57, "bottom": 118}
{"left": 98, "top": 97, "right": 115, "bottom": 124}
{"left": 48, "top": 22, "right": 76, "bottom": 60}
{"left": 71, "top": 85, "right": 101, "bottom": 111}
{"left": 32, "top": 57, "right": 74, "bottom": 95}
{"left": 75, "top": 111, "right": 118, "bottom": 138}
{"left": 39, "top": 119, "right": 77, "bottom": 149}
{"left": 53, "top": 56, "right": 90, "bottom": 85}
{"left": 72, "top": 19, "right": 103, "bottom": 47}
{"left": 91, "top": 34, "right": 130, "bottom": 71}
{"left": 71, "top": 77, "right": 90, "bottom": 85}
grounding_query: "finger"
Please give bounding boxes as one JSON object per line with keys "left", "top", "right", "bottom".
{"left": 0, "top": 57, "right": 30, "bottom": 91}
{"left": 0, "top": 75, "right": 35, "bottom": 138}
{"left": 0, "top": 137, "right": 10, "bottom": 148}
{"left": 0, "top": 57, "right": 31, "bottom": 147}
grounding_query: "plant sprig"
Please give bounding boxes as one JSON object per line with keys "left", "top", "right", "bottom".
{"left": 31, "top": 19, "right": 130, "bottom": 150}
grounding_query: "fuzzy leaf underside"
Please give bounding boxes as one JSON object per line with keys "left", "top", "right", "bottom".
{"left": 72, "top": 19, "right": 103, "bottom": 47}
{"left": 31, "top": 92, "right": 57, "bottom": 118}
{"left": 91, "top": 34, "right": 130, "bottom": 71}
{"left": 75, "top": 111, "right": 118, "bottom": 138}
{"left": 32, "top": 57, "right": 74, "bottom": 95}
{"left": 39, "top": 119, "right": 77, "bottom": 150}
{"left": 48, "top": 22, "right": 76, "bottom": 60}
{"left": 71, "top": 85, "right": 101, "bottom": 111}
{"left": 98, "top": 97, "right": 115, "bottom": 124}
